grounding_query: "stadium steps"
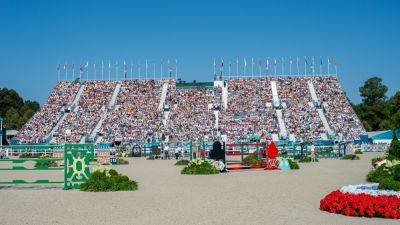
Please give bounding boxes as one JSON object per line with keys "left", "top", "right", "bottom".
{"left": 214, "top": 110, "right": 219, "bottom": 129}
{"left": 158, "top": 82, "right": 169, "bottom": 110}
{"left": 89, "top": 106, "right": 107, "bottom": 141}
{"left": 46, "top": 83, "right": 86, "bottom": 140}
{"left": 276, "top": 109, "right": 288, "bottom": 139}
{"left": 163, "top": 111, "right": 170, "bottom": 126}
{"left": 222, "top": 83, "right": 228, "bottom": 109}
{"left": 108, "top": 82, "right": 121, "bottom": 108}
{"left": 307, "top": 80, "right": 334, "bottom": 136}
{"left": 270, "top": 80, "right": 288, "bottom": 139}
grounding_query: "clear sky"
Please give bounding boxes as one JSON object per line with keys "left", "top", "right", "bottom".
{"left": 0, "top": 0, "right": 399, "bottom": 104}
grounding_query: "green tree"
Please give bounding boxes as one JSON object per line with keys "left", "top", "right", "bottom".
{"left": 391, "top": 109, "right": 400, "bottom": 130}
{"left": 359, "top": 77, "right": 388, "bottom": 105}
{"left": 388, "top": 130, "right": 400, "bottom": 159}
{"left": 5, "top": 108, "right": 21, "bottom": 130}
{"left": 389, "top": 91, "right": 400, "bottom": 115}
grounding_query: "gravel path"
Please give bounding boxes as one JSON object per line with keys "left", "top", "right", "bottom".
{"left": 0, "top": 152, "right": 397, "bottom": 225}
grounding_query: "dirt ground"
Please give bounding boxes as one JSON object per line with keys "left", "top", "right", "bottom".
{"left": 0, "top": 152, "right": 398, "bottom": 225}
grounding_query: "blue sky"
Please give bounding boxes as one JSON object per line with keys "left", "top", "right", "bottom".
{"left": 0, "top": 0, "right": 399, "bottom": 104}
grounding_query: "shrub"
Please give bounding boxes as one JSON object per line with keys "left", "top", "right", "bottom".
{"left": 175, "top": 159, "right": 190, "bottom": 166}
{"left": 378, "top": 178, "right": 400, "bottom": 191}
{"left": 366, "top": 166, "right": 391, "bottom": 183}
{"left": 116, "top": 157, "right": 129, "bottom": 165}
{"left": 287, "top": 158, "right": 299, "bottom": 169}
{"left": 371, "top": 156, "right": 384, "bottom": 167}
{"left": 354, "top": 149, "right": 363, "bottom": 154}
{"left": 341, "top": 154, "right": 360, "bottom": 160}
{"left": 242, "top": 154, "right": 257, "bottom": 166}
{"left": 146, "top": 155, "right": 156, "bottom": 160}
{"left": 80, "top": 167, "right": 138, "bottom": 192}
{"left": 34, "top": 159, "right": 58, "bottom": 168}
{"left": 299, "top": 156, "right": 318, "bottom": 163}
{"left": 393, "top": 164, "right": 400, "bottom": 181}
{"left": 181, "top": 158, "right": 219, "bottom": 175}
{"left": 388, "top": 130, "right": 400, "bottom": 159}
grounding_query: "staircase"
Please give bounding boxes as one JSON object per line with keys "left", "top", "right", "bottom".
{"left": 222, "top": 84, "right": 228, "bottom": 109}
{"left": 307, "top": 80, "right": 333, "bottom": 136}
{"left": 270, "top": 81, "right": 280, "bottom": 107}
{"left": 158, "top": 82, "right": 169, "bottom": 110}
{"left": 276, "top": 109, "right": 288, "bottom": 138}
{"left": 89, "top": 106, "right": 107, "bottom": 141}
{"left": 214, "top": 110, "right": 219, "bottom": 129}
{"left": 46, "top": 83, "right": 85, "bottom": 140}
{"left": 163, "top": 111, "right": 170, "bottom": 126}
{"left": 108, "top": 82, "right": 121, "bottom": 108}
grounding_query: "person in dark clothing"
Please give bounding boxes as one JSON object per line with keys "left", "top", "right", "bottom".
{"left": 210, "top": 140, "right": 226, "bottom": 164}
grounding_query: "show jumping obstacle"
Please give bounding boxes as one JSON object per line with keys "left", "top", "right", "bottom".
{"left": 0, "top": 144, "right": 94, "bottom": 190}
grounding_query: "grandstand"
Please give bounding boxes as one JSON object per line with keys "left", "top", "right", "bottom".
{"left": 14, "top": 75, "right": 366, "bottom": 145}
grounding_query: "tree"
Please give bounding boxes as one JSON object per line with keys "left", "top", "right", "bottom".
{"left": 391, "top": 109, "right": 400, "bottom": 130}
{"left": 389, "top": 91, "right": 400, "bottom": 115}
{"left": 388, "top": 130, "right": 400, "bottom": 159}
{"left": 359, "top": 77, "right": 388, "bottom": 105}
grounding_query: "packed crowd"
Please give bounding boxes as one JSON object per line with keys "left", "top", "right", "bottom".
{"left": 99, "top": 80, "right": 163, "bottom": 142}
{"left": 15, "top": 76, "right": 366, "bottom": 144}
{"left": 52, "top": 81, "right": 116, "bottom": 143}
{"left": 165, "top": 87, "right": 216, "bottom": 142}
{"left": 313, "top": 76, "right": 366, "bottom": 140}
{"left": 276, "top": 77, "right": 324, "bottom": 141}
{"left": 16, "top": 82, "right": 80, "bottom": 143}
{"left": 219, "top": 78, "right": 279, "bottom": 142}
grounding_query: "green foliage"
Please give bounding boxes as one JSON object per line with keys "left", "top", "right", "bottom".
{"left": 354, "top": 149, "right": 363, "bottom": 154}
{"left": 34, "top": 159, "right": 58, "bottom": 168}
{"left": 116, "top": 157, "right": 129, "bottom": 165}
{"left": 146, "top": 155, "right": 156, "bottom": 160}
{"left": 388, "top": 130, "right": 400, "bottom": 159}
{"left": 371, "top": 156, "right": 384, "bottom": 167}
{"left": 287, "top": 158, "right": 299, "bottom": 169}
{"left": 378, "top": 178, "right": 400, "bottom": 191}
{"left": 175, "top": 159, "right": 190, "bottom": 166}
{"left": 80, "top": 168, "right": 138, "bottom": 192}
{"left": 299, "top": 156, "right": 318, "bottom": 163}
{"left": 359, "top": 77, "right": 388, "bottom": 105}
{"left": 341, "top": 154, "right": 360, "bottom": 160}
{"left": 181, "top": 159, "right": 219, "bottom": 175}
{"left": 242, "top": 154, "right": 257, "bottom": 166}
{"left": 19, "top": 153, "right": 41, "bottom": 158}
{"left": 366, "top": 165, "right": 391, "bottom": 183}
{"left": 0, "top": 88, "right": 40, "bottom": 130}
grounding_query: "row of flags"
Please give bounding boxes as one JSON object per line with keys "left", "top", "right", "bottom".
{"left": 213, "top": 57, "right": 338, "bottom": 76}
{"left": 56, "top": 60, "right": 179, "bottom": 81}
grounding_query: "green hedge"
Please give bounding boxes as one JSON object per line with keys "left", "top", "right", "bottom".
{"left": 181, "top": 159, "right": 219, "bottom": 175}
{"left": 80, "top": 168, "right": 138, "bottom": 192}
{"left": 341, "top": 154, "right": 360, "bottom": 160}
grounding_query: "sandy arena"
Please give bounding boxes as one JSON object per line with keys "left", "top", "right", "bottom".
{"left": 0, "top": 152, "right": 397, "bottom": 225}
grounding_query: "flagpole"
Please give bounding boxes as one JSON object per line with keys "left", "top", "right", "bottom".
{"left": 86, "top": 62, "right": 89, "bottom": 81}
{"left": 266, "top": 58, "right": 269, "bottom": 77}
{"left": 334, "top": 58, "right": 338, "bottom": 76}
{"left": 228, "top": 60, "right": 231, "bottom": 79}
{"left": 281, "top": 57, "right": 284, "bottom": 76}
{"left": 116, "top": 61, "right": 119, "bottom": 81}
{"left": 57, "top": 64, "right": 60, "bottom": 82}
{"left": 213, "top": 58, "right": 216, "bottom": 76}
{"left": 327, "top": 57, "right": 330, "bottom": 76}
{"left": 108, "top": 61, "right": 111, "bottom": 81}
{"left": 138, "top": 60, "right": 142, "bottom": 80}
{"left": 130, "top": 61, "right": 133, "bottom": 80}
{"left": 236, "top": 57, "right": 239, "bottom": 78}
{"left": 296, "top": 57, "right": 300, "bottom": 76}
{"left": 319, "top": 57, "right": 322, "bottom": 76}
{"left": 274, "top": 58, "right": 277, "bottom": 76}
{"left": 312, "top": 57, "right": 315, "bottom": 76}
{"left": 153, "top": 62, "right": 156, "bottom": 80}
{"left": 65, "top": 63, "right": 68, "bottom": 81}
{"left": 72, "top": 63, "right": 75, "bottom": 80}
{"left": 175, "top": 59, "right": 178, "bottom": 80}
{"left": 289, "top": 57, "right": 292, "bottom": 76}
{"left": 145, "top": 60, "right": 148, "bottom": 80}
{"left": 94, "top": 63, "right": 96, "bottom": 80}
{"left": 251, "top": 57, "right": 254, "bottom": 78}
{"left": 244, "top": 58, "right": 247, "bottom": 77}
{"left": 304, "top": 57, "right": 307, "bottom": 76}
{"left": 160, "top": 59, "right": 163, "bottom": 80}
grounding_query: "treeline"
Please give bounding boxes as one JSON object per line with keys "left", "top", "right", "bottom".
{"left": 0, "top": 88, "right": 40, "bottom": 130}
{"left": 352, "top": 77, "right": 400, "bottom": 131}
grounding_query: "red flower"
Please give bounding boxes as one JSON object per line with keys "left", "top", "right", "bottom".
{"left": 320, "top": 190, "right": 400, "bottom": 219}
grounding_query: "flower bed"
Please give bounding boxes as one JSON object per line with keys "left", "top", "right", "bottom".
{"left": 320, "top": 184, "right": 400, "bottom": 219}
{"left": 181, "top": 158, "right": 220, "bottom": 175}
